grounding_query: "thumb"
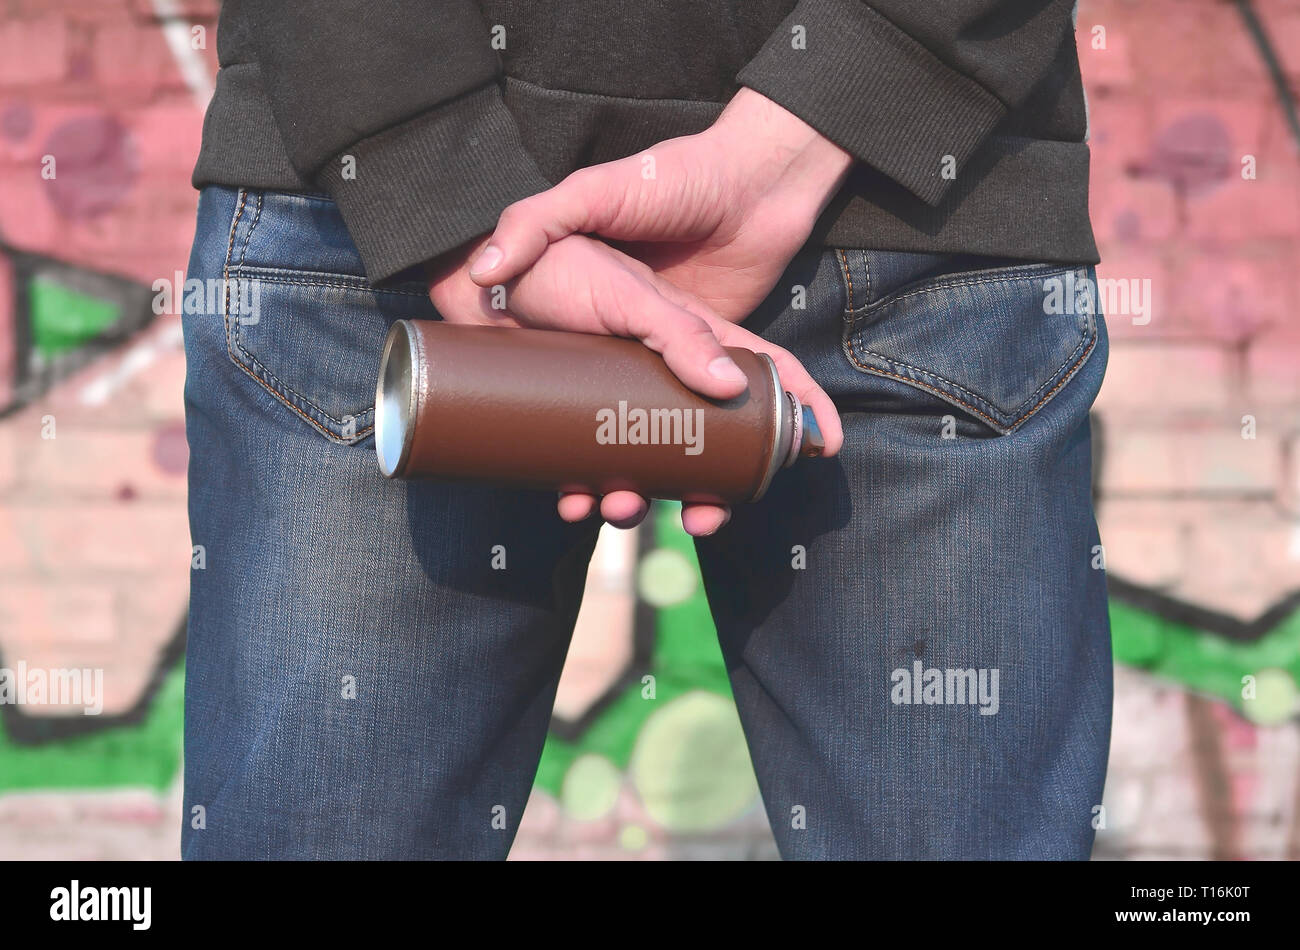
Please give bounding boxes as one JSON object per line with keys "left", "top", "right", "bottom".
{"left": 469, "top": 168, "right": 612, "bottom": 286}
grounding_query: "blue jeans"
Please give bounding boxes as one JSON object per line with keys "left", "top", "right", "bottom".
{"left": 181, "top": 187, "right": 1111, "bottom": 859}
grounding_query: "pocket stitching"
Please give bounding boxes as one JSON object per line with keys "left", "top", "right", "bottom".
{"left": 845, "top": 261, "right": 1066, "bottom": 317}
{"left": 231, "top": 266, "right": 427, "bottom": 297}
{"left": 236, "top": 189, "right": 264, "bottom": 274}
{"left": 837, "top": 249, "right": 856, "bottom": 312}
{"left": 854, "top": 308, "right": 1091, "bottom": 420}
{"left": 844, "top": 331, "right": 1097, "bottom": 434}
{"left": 222, "top": 189, "right": 375, "bottom": 445}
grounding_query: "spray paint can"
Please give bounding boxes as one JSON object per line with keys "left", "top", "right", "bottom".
{"left": 374, "top": 320, "right": 824, "bottom": 503}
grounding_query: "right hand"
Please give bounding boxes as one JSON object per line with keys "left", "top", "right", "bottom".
{"left": 426, "top": 233, "right": 842, "bottom": 536}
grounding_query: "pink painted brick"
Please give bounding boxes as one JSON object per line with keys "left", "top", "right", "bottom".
{"left": 1120, "top": 4, "right": 1274, "bottom": 97}
{"left": 11, "top": 1, "right": 130, "bottom": 18}
{"left": 130, "top": 103, "right": 206, "bottom": 173}
{"left": 91, "top": 20, "right": 185, "bottom": 98}
{"left": 1183, "top": 172, "right": 1300, "bottom": 243}
{"left": 1167, "top": 243, "right": 1300, "bottom": 342}
{"left": 1281, "top": 432, "right": 1300, "bottom": 515}
{"left": 1077, "top": 20, "right": 1133, "bottom": 90}
{"left": 1087, "top": 97, "right": 1155, "bottom": 174}
{"left": 1094, "top": 500, "right": 1187, "bottom": 588}
{"left": 0, "top": 169, "right": 59, "bottom": 251}
{"left": 0, "top": 502, "right": 36, "bottom": 573}
{"left": 0, "top": 424, "right": 19, "bottom": 495}
{"left": 1092, "top": 247, "right": 1169, "bottom": 339}
{"left": 95, "top": 658, "right": 171, "bottom": 716}
{"left": 0, "top": 18, "right": 68, "bottom": 86}
{"left": 1246, "top": 335, "right": 1300, "bottom": 406}
{"left": 60, "top": 325, "right": 188, "bottom": 426}
{"left": 1174, "top": 509, "right": 1300, "bottom": 621}
{"left": 116, "top": 571, "right": 188, "bottom": 656}
{"left": 1097, "top": 428, "right": 1183, "bottom": 494}
{"left": 0, "top": 101, "right": 84, "bottom": 165}
{"left": 18, "top": 426, "right": 186, "bottom": 501}
{"left": 16, "top": 502, "right": 189, "bottom": 574}
{"left": 1101, "top": 426, "right": 1279, "bottom": 495}
{"left": 172, "top": 0, "right": 222, "bottom": 15}
{"left": 63, "top": 188, "right": 204, "bottom": 279}
{"left": 1090, "top": 172, "right": 1178, "bottom": 245}
{"left": 136, "top": 340, "right": 188, "bottom": 420}
{"left": 1267, "top": 10, "right": 1300, "bottom": 81}
{"left": 1094, "top": 344, "right": 1235, "bottom": 415}
{"left": 0, "top": 580, "right": 115, "bottom": 649}
{"left": 1142, "top": 97, "right": 1268, "bottom": 183}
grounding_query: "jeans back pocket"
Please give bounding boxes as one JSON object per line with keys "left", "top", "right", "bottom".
{"left": 222, "top": 189, "right": 435, "bottom": 444}
{"left": 843, "top": 258, "right": 1100, "bottom": 435}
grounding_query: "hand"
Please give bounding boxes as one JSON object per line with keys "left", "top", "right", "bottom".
{"left": 429, "top": 232, "right": 748, "bottom": 400}
{"left": 427, "top": 232, "right": 842, "bottom": 536}
{"left": 466, "top": 88, "right": 854, "bottom": 324}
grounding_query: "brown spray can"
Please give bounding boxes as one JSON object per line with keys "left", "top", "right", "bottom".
{"left": 374, "top": 321, "right": 824, "bottom": 504}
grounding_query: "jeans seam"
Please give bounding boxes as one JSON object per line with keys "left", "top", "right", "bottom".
{"left": 845, "top": 262, "right": 1065, "bottom": 317}
{"left": 220, "top": 187, "right": 248, "bottom": 370}
{"left": 236, "top": 191, "right": 263, "bottom": 273}
{"left": 222, "top": 189, "right": 374, "bottom": 445}
{"left": 836, "top": 249, "right": 855, "bottom": 314}
{"left": 232, "top": 267, "right": 427, "bottom": 296}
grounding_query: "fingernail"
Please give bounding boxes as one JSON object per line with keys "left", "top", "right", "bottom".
{"left": 469, "top": 245, "right": 503, "bottom": 276}
{"left": 707, "top": 356, "right": 746, "bottom": 383}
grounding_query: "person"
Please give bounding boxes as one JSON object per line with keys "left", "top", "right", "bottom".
{"left": 182, "top": 0, "right": 1110, "bottom": 859}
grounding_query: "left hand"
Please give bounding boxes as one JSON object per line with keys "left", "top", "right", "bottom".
{"left": 465, "top": 87, "right": 854, "bottom": 324}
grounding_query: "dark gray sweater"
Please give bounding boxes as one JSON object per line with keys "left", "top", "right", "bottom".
{"left": 193, "top": 0, "right": 1098, "bottom": 284}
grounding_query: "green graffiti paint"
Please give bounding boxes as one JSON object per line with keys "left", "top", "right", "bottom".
{"left": 28, "top": 276, "right": 122, "bottom": 357}
{"left": 535, "top": 502, "right": 734, "bottom": 798}
{"left": 1110, "top": 598, "right": 1300, "bottom": 713}
{"left": 0, "top": 662, "right": 183, "bottom": 794}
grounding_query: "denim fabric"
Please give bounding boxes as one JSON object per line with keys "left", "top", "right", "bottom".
{"left": 182, "top": 187, "right": 1110, "bottom": 860}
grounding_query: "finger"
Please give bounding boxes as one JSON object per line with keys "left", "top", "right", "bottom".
{"left": 557, "top": 492, "right": 597, "bottom": 522}
{"left": 623, "top": 292, "right": 750, "bottom": 401}
{"left": 653, "top": 278, "right": 843, "bottom": 457}
{"left": 602, "top": 271, "right": 750, "bottom": 401}
{"left": 722, "top": 325, "right": 844, "bottom": 457}
{"left": 427, "top": 280, "right": 523, "bottom": 328}
{"left": 509, "top": 251, "right": 749, "bottom": 402}
{"left": 470, "top": 168, "right": 613, "bottom": 286}
{"left": 599, "top": 491, "right": 649, "bottom": 528}
{"left": 681, "top": 502, "right": 730, "bottom": 537}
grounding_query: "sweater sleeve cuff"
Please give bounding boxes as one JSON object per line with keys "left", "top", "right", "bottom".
{"left": 737, "top": 0, "right": 1007, "bottom": 207}
{"left": 314, "top": 84, "right": 552, "bottom": 284}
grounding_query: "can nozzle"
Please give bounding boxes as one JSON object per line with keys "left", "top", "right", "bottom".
{"left": 782, "top": 394, "right": 827, "bottom": 468}
{"left": 799, "top": 405, "right": 825, "bottom": 458}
